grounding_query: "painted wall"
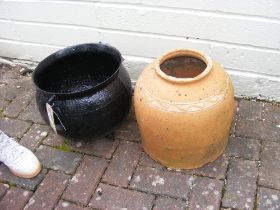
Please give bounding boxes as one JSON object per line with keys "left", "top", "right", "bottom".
{"left": 0, "top": 0, "right": 280, "bottom": 101}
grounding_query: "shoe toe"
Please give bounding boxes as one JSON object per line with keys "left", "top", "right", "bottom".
{"left": 9, "top": 150, "right": 42, "bottom": 179}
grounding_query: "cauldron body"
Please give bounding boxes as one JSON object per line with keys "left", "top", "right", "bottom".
{"left": 33, "top": 43, "right": 132, "bottom": 138}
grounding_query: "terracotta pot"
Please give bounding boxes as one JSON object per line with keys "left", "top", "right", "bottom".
{"left": 134, "top": 49, "right": 234, "bottom": 169}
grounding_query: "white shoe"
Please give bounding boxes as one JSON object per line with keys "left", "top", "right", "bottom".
{"left": 0, "top": 131, "right": 41, "bottom": 178}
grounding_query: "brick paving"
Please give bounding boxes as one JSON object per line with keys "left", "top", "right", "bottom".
{"left": 153, "top": 197, "right": 186, "bottom": 210}
{"left": 0, "top": 63, "right": 280, "bottom": 210}
{"left": 222, "top": 159, "right": 258, "bottom": 210}
{"left": 0, "top": 187, "right": 32, "bottom": 210}
{"left": 188, "top": 177, "right": 223, "bottom": 210}
{"left": 63, "top": 156, "right": 108, "bottom": 205}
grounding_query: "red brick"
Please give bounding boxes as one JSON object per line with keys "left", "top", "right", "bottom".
{"left": 0, "top": 99, "right": 9, "bottom": 110}
{"left": 35, "top": 145, "right": 82, "bottom": 174}
{"left": 18, "top": 100, "right": 45, "bottom": 124}
{"left": 222, "top": 159, "right": 257, "bottom": 210}
{"left": 15, "top": 78, "right": 35, "bottom": 91}
{"left": 69, "top": 137, "right": 119, "bottom": 159}
{"left": 257, "top": 187, "right": 280, "bottom": 210}
{"left": 0, "top": 64, "right": 23, "bottom": 84}
{"left": 225, "top": 137, "right": 261, "bottom": 160}
{"left": 63, "top": 156, "right": 108, "bottom": 205}
{"left": 56, "top": 200, "right": 91, "bottom": 210}
{"left": 89, "top": 183, "right": 154, "bottom": 210}
{"left": 44, "top": 133, "right": 119, "bottom": 159}
{"left": 3, "top": 91, "right": 33, "bottom": 118}
{"left": 43, "top": 131, "right": 64, "bottom": 147}
{"left": 238, "top": 100, "right": 263, "bottom": 120}
{"left": 0, "top": 84, "right": 19, "bottom": 100}
{"left": 0, "top": 187, "right": 32, "bottom": 210}
{"left": 0, "top": 183, "right": 9, "bottom": 199}
{"left": 24, "top": 170, "right": 69, "bottom": 210}
{"left": 20, "top": 124, "right": 49, "bottom": 151}
{"left": 139, "top": 152, "right": 164, "bottom": 169}
{"left": 130, "top": 166, "right": 193, "bottom": 199}
{"left": 188, "top": 177, "right": 223, "bottom": 210}
{"left": 263, "top": 103, "right": 280, "bottom": 124}
{"left": 190, "top": 154, "right": 229, "bottom": 179}
{"left": 14, "top": 79, "right": 36, "bottom": 93}
{"left": 0, "top": 164, "right": 47, "bottom": 191}
{"left": 0, "top": 117, "right": 31, "bottom": 138}
{"left": 236, "top": 118, "right": 280, "bottom": 142}
{"left": 102, "top": 141, "right": 142, "bottom": 187}
{"left": 259, "top": 141, "right": 280, "bottom": 190}
{"left": 153, "top": 197, "right": 186, "bottom": 210}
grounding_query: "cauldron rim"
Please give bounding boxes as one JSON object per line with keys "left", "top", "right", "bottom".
{"left": 32, "top": 43, "right": 122, "bottom": 97}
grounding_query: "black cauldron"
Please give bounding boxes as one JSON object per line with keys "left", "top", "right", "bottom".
{"left": 33, "top": 43, "right": 132, "bottom": 138}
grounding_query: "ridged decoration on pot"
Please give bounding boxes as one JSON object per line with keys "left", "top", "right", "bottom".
{"left": 33, "top": 43, "right": 132, "bottom": 139}
{"left": 134, "top": 49, "right": 234, "bottom": 169}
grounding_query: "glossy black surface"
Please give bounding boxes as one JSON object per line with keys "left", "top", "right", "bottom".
{"left": 33, "top": 43, "right": 132, "bottom": 139}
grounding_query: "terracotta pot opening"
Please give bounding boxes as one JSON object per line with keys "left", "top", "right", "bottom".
{"left": 160, "top": 56, "right": 207, "bottom": 79}
{"left": 155, "top": 49, "right": 213, "bottom": 83}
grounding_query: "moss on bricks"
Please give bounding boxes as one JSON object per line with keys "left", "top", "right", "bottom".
{"left": 55, "top": 143, "right": 73, "bottom": 152}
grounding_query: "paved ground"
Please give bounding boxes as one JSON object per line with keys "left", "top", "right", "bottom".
{"left": 0, "top": 63, "right": 280, "bottom": 210}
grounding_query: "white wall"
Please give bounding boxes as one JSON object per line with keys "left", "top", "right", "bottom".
{"left": 0, "top": 0, "right": 280, "bottom": 101}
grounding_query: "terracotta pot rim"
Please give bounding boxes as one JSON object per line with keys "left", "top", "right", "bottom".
{"left": 155, "top": 48, "right": 213, "bottom": 83}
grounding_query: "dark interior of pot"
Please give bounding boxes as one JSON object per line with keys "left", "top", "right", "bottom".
{"left": 34, "top": 44, "right": 121, "bottom": 94}
{"left": 160, "top": 56, "right": 207, "bottom": 78}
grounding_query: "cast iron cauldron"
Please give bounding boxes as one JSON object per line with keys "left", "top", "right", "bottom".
{"left": 33, "top": 43, "right": 132, "bottom": 138}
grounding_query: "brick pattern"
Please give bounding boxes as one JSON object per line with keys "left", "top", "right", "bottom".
{"left": 190, "top": 154, "right": 229, "bottom": 179}
{"left": 0, "top": 84, "right": 20, "bottom": 100}
{"left": 238, "top": 99, "right": 263, "bottom": 120}
{"left": 18, "top": 100, "right": 45, "bottom": 124}
{"left": 263, "top": 103, "right": 280, "bottom": 123}
{"left": 153, "top": 196, "right": 186, "bottom": 210}
{"left": 42, "top": 131, "right": 64, "bottom": 147}
{"left": 0, "top": 183, "right": 9, "bottom": 199}
{"left": 102, "top": 141, "right": 142, "bottom": 187}
{"left": 0, "top": 99, "right": 9, "bottom": 110}
{"left": 44, "top": 133, "right": 119, "bottom": 159}
{"left": 139, "top": 152, "right": 164, "bottom": 169}
{"left": 0, "top": 187, "right": 32, "bottom": 210}
{"left": 225, "top": 136, "right": 261, "bottom": 160}
{"left": 67, "top": 137, "right": 119, "bottom": 159}
{"left": 0, "top": 165, "right": 47, "bottom": 190}
{"left": 222, "top": 159, "right": 258, "bottom": 210}
{"left": 1, "top": 69, "right": 280, "bottom": 210}
{"left": 63, "top": 156, "right": 108, "bottom": 205}
{"left": 3, "top": 91, "right": 33, "bottom": 118}
{"left": 0, "top": 117, "right": 31, "bottom": 138}
{"left": 35, "top": 145, "right": 82, "bottom": 174}
{"left": 259, "top": 141, "right": 280, "bottom": 189}
{"left": 20, "top": 124, "right": 49, "bottom": 151}
{"left": 236, "top": 118, "right": 280, "bottom": 142}
{"left": 130, "top": 166, "right": 193, "bottom": 199}
{"left": 24, "top": 171, "right": 69, "bottom": 210}
{"left": 189, "top": 177, "right": 223, "bottom": 210}
{"left": 257, "top": 187, "right": 280, "bottom": 210}
{"left": 89, "top": 183, "right": 154, "bottom": 210}
{"left": 56, "top": 200, "right": 91, "bottom": 210}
